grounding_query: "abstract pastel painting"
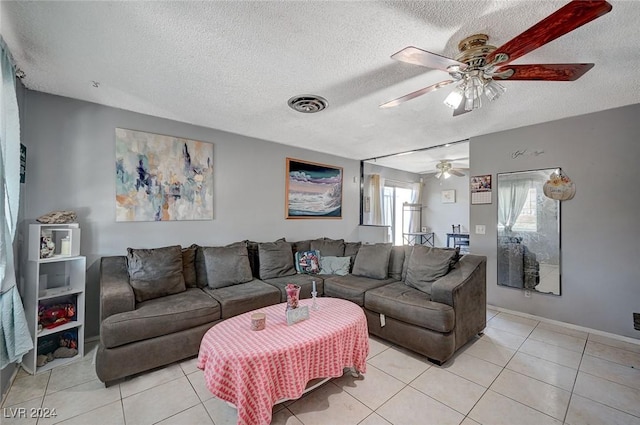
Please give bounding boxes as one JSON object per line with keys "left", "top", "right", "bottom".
{"left": 115, "top": 128, "right": 213, "bottom": 221}
{"left": 286, "top": 158, "right": 342, "bottom": 219}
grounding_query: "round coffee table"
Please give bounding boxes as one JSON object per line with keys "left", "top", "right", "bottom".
{"left": 197, "top": 297, "right": 369, "bottom": 425}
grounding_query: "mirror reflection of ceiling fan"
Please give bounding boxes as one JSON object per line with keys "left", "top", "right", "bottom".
{"left": 435, "top": 160, "right": 466, "bottom": 180}
{"left": 380, "top": 0, "right": 612, "bottom": 116}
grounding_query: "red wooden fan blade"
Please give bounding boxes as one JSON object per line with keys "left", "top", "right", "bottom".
{"left": 485, "top": 0, "right": 612, "bottom": 66}
{"left": 380, "top": 80, "right": 455, "bottom": 108}
{"left": 391, "top": 46, "right": 467, "bottom": 72}
{"left": 494, "top": 63, "right": 595, "bottom": 81}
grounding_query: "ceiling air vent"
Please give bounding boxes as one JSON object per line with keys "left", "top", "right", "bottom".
{"left": 287, "top": 95, "right": 328, "bottom": 113}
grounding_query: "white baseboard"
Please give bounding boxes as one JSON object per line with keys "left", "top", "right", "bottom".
{"left": 487, "top": 304, "right": 640, "bottom": 346}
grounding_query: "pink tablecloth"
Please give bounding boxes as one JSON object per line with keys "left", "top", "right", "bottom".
{"left": 197, "top": 297, "right": 369, "bottom": 425}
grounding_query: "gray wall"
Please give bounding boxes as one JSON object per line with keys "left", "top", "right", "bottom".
{"left": 470, "top": 103, "right": 640, "bottom": 339}
{"left": 423, "top": 173, "right": 469, "bottom": 247}
{"left": 21, "top": 91, "right": 361, "bottom": 339}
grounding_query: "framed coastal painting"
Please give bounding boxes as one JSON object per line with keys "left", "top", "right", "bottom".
{"left": 115, "top": 128, "right": 214, "bottom": 222}
{"left": 285, "top": 158, "right": 343, "bottom": 219}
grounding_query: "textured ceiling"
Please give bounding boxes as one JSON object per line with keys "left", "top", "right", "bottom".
{"left": 2, "top": 1, "right": 638, "bottom": 173}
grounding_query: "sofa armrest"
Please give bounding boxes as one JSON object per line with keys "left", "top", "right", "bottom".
{"left": 431, "top": 254, "right": 487, "bottom": 350}
{"left": 100, "top": 256, "right": 135, "bottom": 322}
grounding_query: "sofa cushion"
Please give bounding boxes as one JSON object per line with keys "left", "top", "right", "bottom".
{"left": 202, "top": 244, "right": 253, "bottom": 289}
{"left": 310, "top": 238, "right": 345, "bottom": 257}
{"left": 323, "top": 274, "right": 395, "bottom": 306}
{"left": 101, "top": 288, "right": 220, "bottom": 348}
{"left": 195, "top": 242, "right": 246, "bottom": 288}
{"left": 127, "top": 245, "right": 186, "bottom": 302}
{"left": 401, "top": 245, "right": 414, "bottom": 281}
{"left": 258, "top": 240, "right": 297, "bottom": 279}
{"left": 344, "top": 241, "right": 361, "bottom": 271}
{"left": 405, "top": 246, "right": 458, "bottom": 295}
{"left": 352, "top": 243, "right": 392, "bottom": 279}
{"left": 364, "top": 282, "right": 454, "bottom": 333}
{"left": 401, "top": 246, "right": 460, "bottom": 282}
{"left": 388, "top": 246, "right": 405, "bottom": 281}
{"left": 204, "top": 279, "right": 281, "bottom": 319}
{"left": 244, "top": 240, "right": 260, "bottom": 278}
{"left": 295, "top": 250, "right": 321, "bottom": 274}
{"left": 262, "top": 274, "right": 324, "bottom": 302}
{"left": 182, "top": 244, "right": 198, "bottom": 288}
{"left": 319, "top": 256, "right": 351, "bottom": 276}
{"left": 292, "top": 240, "right": 312, "bottom": 253}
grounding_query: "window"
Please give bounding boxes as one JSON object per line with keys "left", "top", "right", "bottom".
{"left": 512, "top": 187, "right": 538, "bottom": 232}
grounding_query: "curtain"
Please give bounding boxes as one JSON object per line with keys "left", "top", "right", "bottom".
{"left": 368, "top": 174, "right": 385, "bottom": 225}
{"left": 498, "top": 178, "right": 531, "bottom": 233}
{"left": 0, "top": 38, "right": 32, "bottom": 369}
{"left": 407, "top": 181, "right": 423, "bottom": 233}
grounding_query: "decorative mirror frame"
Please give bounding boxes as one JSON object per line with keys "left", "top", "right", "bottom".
{"left": 497, "top": 168, "right": 561, "bottom": 296}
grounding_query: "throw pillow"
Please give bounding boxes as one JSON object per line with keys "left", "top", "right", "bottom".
{"left": 243, "top": 240, "right": 260, "bottom": 278}
{"left": 181, "top": 244, "right": 198, "bottom": 288}
{"left": 202, "top": 243, "right": 253, "bottom": 289}
{"left": 319, "top": 256, "right": 351, "bottom": 276}
{"left": 292, "top": 239, "right": 312, "bottom": 253}
{"left": 127, "top": 245, "right": 186, "bottom": 302}
{"left": 405, "top": 246, "right": 458, "bottom": 295}
{"left": 351, "top": 243, "right": 392, "bottom": 280}
{"left": 295, "top": 250, "right": 321, "bottom": 274}
{"left": 194, "top": 241, "right": 246, "bottom": 288}
{"left": 388, "top": 246, "right": 406, "bottom": 281}
{"left": 310, "top": 238, "right": 345, "bottom": 257}
{"left": 258, "top": 239, "right": 297, "bottom": 279}
{"left": 344, "top": 241, "right": 362, "bottom": 272}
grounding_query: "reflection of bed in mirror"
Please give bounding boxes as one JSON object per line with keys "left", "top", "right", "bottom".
{"left": 497, "top": 169, "right": 561, "bottom": 296}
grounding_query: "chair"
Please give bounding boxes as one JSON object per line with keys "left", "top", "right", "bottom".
{"left": 452, "top": 225, "right": 470, "bottom": 251}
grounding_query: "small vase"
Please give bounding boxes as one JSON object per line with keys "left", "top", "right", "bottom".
{"left": 285, "top": 284, "right": 301, "bottom": 311}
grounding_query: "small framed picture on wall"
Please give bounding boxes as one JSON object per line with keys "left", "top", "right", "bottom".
{"left": 441, "top": 189, "right": 456, "bottom": 203}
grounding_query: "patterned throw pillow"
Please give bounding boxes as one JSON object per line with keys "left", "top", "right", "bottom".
{"left": 295, "top": 250, "right": 321, "bottom": 274}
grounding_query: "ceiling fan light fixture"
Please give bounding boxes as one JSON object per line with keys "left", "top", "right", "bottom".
{"left": 443, "top": 170, "right": 452, "bottom": 179}
{"left": 485, "top": 79, "right": 506, "bottom": 101}
{"left": 443, "top": 87, "right": 464, "bottom": 109}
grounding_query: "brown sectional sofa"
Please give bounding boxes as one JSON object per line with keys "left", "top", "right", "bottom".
{"left": 96, "top": 238, "right": 486, "bottom": 384}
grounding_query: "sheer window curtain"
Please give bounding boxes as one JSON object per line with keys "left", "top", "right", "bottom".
{"left": 0, "top": 38, "right": 32, "bottom": 369}
{"left": 498, "top": 178, "right": 531, "bottom": 233}
{"left": 368, "top": 174, "right": 385, "bottom": 225}
{"left": 408, "top": 181, "right": 423, "bottom": 233}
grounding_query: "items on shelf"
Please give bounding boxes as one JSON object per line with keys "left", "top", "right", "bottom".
{"left": 40, "top": 233, "right": 55, "bottom": 258}
{"left": 36, "top": 210, "right": 78, "bottom": 224}
{"left": 38, "top": 302, "right": 76, "bottom": 330}
{"left": 36, "top": 331, "right": 78, "bottom": 367}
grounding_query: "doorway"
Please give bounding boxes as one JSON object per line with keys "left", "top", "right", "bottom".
{"left": 383, "top": 185, "right": 413, "bottom": 245}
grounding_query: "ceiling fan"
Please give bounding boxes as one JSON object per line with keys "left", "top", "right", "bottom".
{"left": 435, "top": 160, "right": 465, "bottom": 179}
{"left": 380, "top": 0, "right": 612, "bottom": 116}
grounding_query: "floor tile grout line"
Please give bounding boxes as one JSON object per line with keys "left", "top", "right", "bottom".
{"left": 561, "top": 348, "right": 587, "bottom": 425}
{"left": 408, "top": 369, "right": 491, "bottom": 418}
{"left": 501, "top": 361, "right": 575, "bottom": 394}
{"left": 578, "top": 362, "right": 640, "bottom": 392}
{"left": 486, "top": 385, "right": 568, "bottom": 423}
{"left": 569, "top": 375, "right": 640, "bottom": 420}
{"left": 583, "top": 342, "right": 640, "bottom": 367}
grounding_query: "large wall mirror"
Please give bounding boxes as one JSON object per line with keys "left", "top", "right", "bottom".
{"left": 497, "top": 169, "right": 561, "bottom": 295}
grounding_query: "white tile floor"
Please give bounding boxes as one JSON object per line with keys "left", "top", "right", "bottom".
{"left": 3, "top": 309, "right": 640, "bottom": 425}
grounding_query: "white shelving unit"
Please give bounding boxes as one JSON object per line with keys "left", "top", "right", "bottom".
{"left": 21, "top": 223, "right": 85, "bottom": 374}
